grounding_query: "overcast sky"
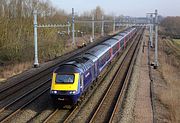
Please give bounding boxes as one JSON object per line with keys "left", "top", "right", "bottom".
{"left": 50, "top": 0, "right": 180, "bottom": 17}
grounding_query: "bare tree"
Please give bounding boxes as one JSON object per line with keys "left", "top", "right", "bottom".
{"left": 93, "top": 6, "right": 104, "bottom": 20}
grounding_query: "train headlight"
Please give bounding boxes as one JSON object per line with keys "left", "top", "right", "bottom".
{"left": 51, "top": 90, "right": 57, "bottom": 94}
{"left": 69, "top": 91, "right": 76, "bottom": 94}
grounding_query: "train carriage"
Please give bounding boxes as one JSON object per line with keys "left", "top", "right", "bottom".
{"left": 119, "top": 32, "right": 127, "bottom": 48}
{"left": 50, "top": 27, "right": 138, "bottom": 106}
{"left": 112, "top": 35, "right": 124, "bottom": 50}
{"left": 85, "top": 44, "right": 111, "bottom": 74}
{"left": 102, "top": 38, "right": 120, "bottom": 58}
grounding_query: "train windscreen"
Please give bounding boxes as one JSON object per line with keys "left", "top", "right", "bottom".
{"left": 56, "top": 74, "right": 74, "bottom": 84}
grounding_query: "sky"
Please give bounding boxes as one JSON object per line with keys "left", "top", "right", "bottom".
{"left": 50, "top": 0, "right": 180, "bottom": 17}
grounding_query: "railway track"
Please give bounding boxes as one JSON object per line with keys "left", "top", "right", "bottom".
{"left": 43, "top": 107, "right": 77, "bottom": 123}
{"left": 88, "top": 28, "right": 144, "bottom": 123}
{"left": 109, "top": 29, "right": 144, "bottom": 123}
{"left": 0, "top": 84, "right": 50, "bottom": 123}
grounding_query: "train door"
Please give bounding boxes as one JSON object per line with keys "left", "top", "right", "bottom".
{"left": 80, "top": 74, "right": 84, "bottom": 92}
{"left": 94, "top": 62, "right": 98, "bottom": 77}
{"left": 118, "top": 41, "right": 121, "bottom": 51}
{"left": 124, "top": 37, "right": 126, "bottom": 48}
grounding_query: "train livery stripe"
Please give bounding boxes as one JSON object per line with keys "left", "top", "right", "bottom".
{"left": 51, "top": 73, "right": 79, "bottom": 91}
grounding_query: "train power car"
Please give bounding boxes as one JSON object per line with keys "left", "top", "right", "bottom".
{"left": 50, "top": 27, "right": 137, "bottom": 105}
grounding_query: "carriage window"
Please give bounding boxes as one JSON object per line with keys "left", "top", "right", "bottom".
{"left": 56, "top": 74, "right": 74, "bottom": 84}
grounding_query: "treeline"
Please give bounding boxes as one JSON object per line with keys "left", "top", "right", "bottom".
{"left": 0, "top": 0, "right": 117, "bottom": 66}
{"left": 0, "top": 0, "right": 69, "bottom": 65}
{"left": 160, "top": 16, "right": 180, "bottom": 39}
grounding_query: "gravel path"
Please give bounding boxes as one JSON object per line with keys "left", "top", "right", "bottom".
{"left": 134, "top": 33, "right": 153, "bottom": 123}
{"left": 119, "top": 31, "right": 153, "bottom": 123}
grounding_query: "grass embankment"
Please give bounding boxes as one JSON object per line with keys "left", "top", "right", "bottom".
{"left": 173, "top": 39, "right": 180, "bottom": 48}
{"left": 164, "top": 39, "right": 180, "bottom": 58}
{"left": 0, "top": 18, "right": 72, "bottom": 81}
{"left": 157, "top": 38, "right": 180, "bottom": 122}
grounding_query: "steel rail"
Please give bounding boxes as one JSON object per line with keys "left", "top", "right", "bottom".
{"left": 0, "top": 88, "right": 50, "bottom": 123}
{"left": 43, "top": 109, "right": 59, "bottom": 123}
{"left": 0, "top": 79, "right": 50, "bottom": 114}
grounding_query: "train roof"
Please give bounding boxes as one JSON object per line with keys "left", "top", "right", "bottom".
{"left": 55, "top": 63, "right": 83, "bottom": 73}
{"left": 126, "top": 28, "right": 136, "bottom": 32}
{"left": 85, "top": 44, "right": 111, "bottom": 59}
{"left": 55, "top": 56, "right": 94, "bottom": 73}
{"left": 81, "top": 53, "right": 98, "bottom": 62}
{"left": 119, "top": 32, "right": 127, "bottom": 36}
{"left": 130, "top": 28, "right": 136, "bottom": 32}
{"left": 112, "top": 35, "right": 124, "bottom": 40}
{"left": 102, "top": 38, "right": 119, "bottom": 47}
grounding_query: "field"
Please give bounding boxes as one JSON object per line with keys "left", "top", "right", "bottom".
{"left": 173, "top": 39, "right": 180, "bottom": 47}
{"left": 152, "top": 37, "right": 180, "bottom": 122}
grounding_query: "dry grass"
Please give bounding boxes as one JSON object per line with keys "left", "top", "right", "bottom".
{"left": 0, "top": 35, "right": 92, "bottom": 83}
{"left": 173, "top": 39, "right": 180, "bottom": 46}
{"left": 0, "top": 61, "right": 32, "bottom": 82}
{"left": 158, "top": 39, "right": 180, "bottom": 123}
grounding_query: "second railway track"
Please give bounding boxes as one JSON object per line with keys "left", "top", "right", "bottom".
{"left": 89, "top": 28, "right": 144, "bottom": 123}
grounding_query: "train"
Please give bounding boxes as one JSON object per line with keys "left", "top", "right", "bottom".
{"left": 50, "top": 27, "right": 137, "bottom": 105}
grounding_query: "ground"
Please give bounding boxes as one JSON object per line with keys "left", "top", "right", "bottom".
{"left": 120, "top": 30, "right": 180, "bottom": 123}
{"left": 134, "top": 32, "right": 153, "bottom": 123}
{"left": 119, "top": 30, "right": 153, "bottom": 123}
{"left": 151, "top": 37, "right": 180, "bottom": 123}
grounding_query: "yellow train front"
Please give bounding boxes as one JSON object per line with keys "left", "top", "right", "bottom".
{"left": 50, "top": 63, "right": 82, "bottom": 105}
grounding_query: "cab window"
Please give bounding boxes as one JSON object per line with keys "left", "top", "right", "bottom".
{"left": 56, "top": 74, "right": 74, "bottom": 84}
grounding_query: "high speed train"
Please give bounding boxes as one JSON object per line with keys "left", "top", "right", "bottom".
{"left": 50, "top": 27, "right": 137, "bottom": 105}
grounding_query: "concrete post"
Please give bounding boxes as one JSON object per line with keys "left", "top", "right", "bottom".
{"left": 92, "top": 14, "right": 95, "bottom": 39}
{"left": 150, "top": 14, "right": 153, "bottom": 47}
{"left": 33, "top": 10, "right": 39, "bottom": 67}
{"left": 113, "top": 16, "right": 116, "bottom": 33}
{"left": 67, "top": 20, "right": 70, "bottom": 35}
{"left": 101, "top": 15, "right": 104, "bottom": 36}
{"left": 72, "top": 8, "right": 75, "bottom": 45}
{"left": 154, "top": 9, "right": 158, "bottom": 68}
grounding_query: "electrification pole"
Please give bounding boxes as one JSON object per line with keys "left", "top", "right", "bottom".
{"left": 33, "top": 10, "right": 39, "bottom": 67}
{"left": 92, "top": 14, "right": 95, "bottom": 39}
{"left": 148, "top": 15, "right": 152, "bottom": 47}
{"left": 101, "top": 15, "right": 104, "bottom": 36}
{"left": 113, "top": 16, "right": 116, "bottom": 33}
{"left": 150, "top": 14, "right": 153, "bottom": 47}
{"left": 154, "top": 9, "right": 158, "bottom": 68}
{"left": 72, "top": 8, "right": 75, "bottom": 45}
{"left": 67, "top": 20, "right": 70, "bottom": 35}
